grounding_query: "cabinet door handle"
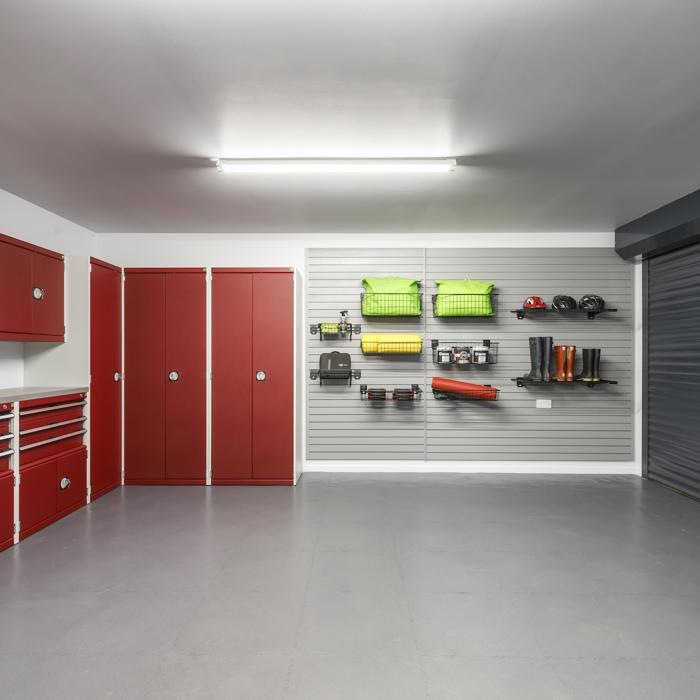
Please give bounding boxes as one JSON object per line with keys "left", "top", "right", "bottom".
{"left": 32, "top": 287, "right": 45, "bottom": 300}
{"left": 59, "top": 477, "right": 71, "bottom": 490}
{"left": 168, "top": 371, "right": 180, "bottom": 382}
{"left": 113, "top": 372, "right": 122, "bottom": 382}
{"left": 256, "top": 371, "right": 266, "bottom": 381}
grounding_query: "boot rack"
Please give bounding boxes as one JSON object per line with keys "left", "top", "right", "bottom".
{"left": 512, "top": 377, "right": 618, "bottom": 388}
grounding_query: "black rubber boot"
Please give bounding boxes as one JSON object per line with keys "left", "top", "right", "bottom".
{"left": 576, "top": 348, "right": 594, "bottom": 382}
{"left": 542, "top": 337, "right": 553, "bottom": 381}
{"left": 591, "top": 348, "right": 601, "bottom": 382}
{"left": 525, "top": 337, "right": 543, "bottom": 381}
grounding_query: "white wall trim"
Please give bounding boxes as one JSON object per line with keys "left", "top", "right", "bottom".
{"left": 303, "top": 460, "right": 642, "bottom": 475}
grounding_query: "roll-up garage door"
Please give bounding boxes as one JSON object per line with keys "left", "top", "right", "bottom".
{"left": 647, "top": 241, "right": 700, "bottom": 496}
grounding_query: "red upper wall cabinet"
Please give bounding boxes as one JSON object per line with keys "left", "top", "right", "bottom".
{"left": 0, "top": 233, "right": 65, "bottom": 342}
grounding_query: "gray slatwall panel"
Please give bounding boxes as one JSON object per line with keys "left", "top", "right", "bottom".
{"left": 307, "top": 247, "right": 634, "bottom": 462}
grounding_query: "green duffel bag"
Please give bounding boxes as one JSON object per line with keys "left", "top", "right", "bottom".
{"left": 434, "top": 279, "right": 495, "bottom": 317}
{"left": 361, "top": 277, "right": 422, "bottom": 316}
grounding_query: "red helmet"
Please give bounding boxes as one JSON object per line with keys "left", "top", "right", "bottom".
{"left": 523, "top": 296, "right": 546, "bottom": 309}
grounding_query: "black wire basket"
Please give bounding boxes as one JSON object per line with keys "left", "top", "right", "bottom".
{"left": 361, "top": 292, "right": 423, "bottom": 317}
{"left": 431, "top": 293, "right": 498, "bottom": 318}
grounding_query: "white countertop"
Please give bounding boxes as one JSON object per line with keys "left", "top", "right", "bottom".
{"left": 0, "top": 386, "right": 88, "bottom": 403}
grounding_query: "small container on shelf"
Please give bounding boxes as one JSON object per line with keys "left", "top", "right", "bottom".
{"left": 431, "top": 339, "right": 498, "bottom": 366}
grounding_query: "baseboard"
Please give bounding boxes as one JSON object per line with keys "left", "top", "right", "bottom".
{"left": 90, "top": 481, "right": 121, "bottom": 501}
{"left": 303, "top": 460, "right": 642, "bottom": 475}
{"left": 123, "top": 479, "right": 206, "bottom": 485}
{"left": 212, "top": 479, "right": 294, "bottom": 486}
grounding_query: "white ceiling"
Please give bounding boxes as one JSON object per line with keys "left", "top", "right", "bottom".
{"left": 1, "top": 0, "right": 699, "bottom": 233}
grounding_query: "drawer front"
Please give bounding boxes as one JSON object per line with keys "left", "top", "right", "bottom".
{"left": 20, "top": 393, "right": 86, "bottom": 411}
{"left": 19, "top": 458, "right": 57, "bottom": 532}
{"left": 19, "top": 431, "right": 85, "bottom": 466}
{"left": 20, "top": 405, "right": 85, "bottom": 433}
{"left": 0, "top": 471, "right": 13, "bottom": 547}
{"left": 56, "top": 448, "right": 87, "bottom": 513}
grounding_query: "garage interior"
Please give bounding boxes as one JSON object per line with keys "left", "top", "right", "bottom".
{"left": 2, "top": 2, "right": 700, "bottom": 698}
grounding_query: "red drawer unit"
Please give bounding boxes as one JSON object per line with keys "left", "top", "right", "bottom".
{"left": 19, "top": 393, "right": 87, "bottom": 467}
{"left": 0, "top": 404, "right": 13, "bottom": 474}
{"left": 0, "top": 471, "right": 13, "bottom": 552}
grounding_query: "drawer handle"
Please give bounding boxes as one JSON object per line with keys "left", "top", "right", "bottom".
{"left": 0, "top": 412, "right": 13, "bottom": 420}
{"left": 19, "top": 429, "right": 86, "bottom": 452}
{"left": 20, "top": 416, "right": 86, "bottom": 436}
{"left": 32, "top": 287, "right": 45, "bottom": 301}
{"left": 168, "top": 371, "right": 179, "bottom": 382}
{"left": 0, "top": 433, "right": 13, "bottom": 442}
{"left": 59, "top": 477, "right": 71, "bottom": 490}
{"left": 0, "top": 448, "right": 13, "bottom": 459}
{"left": 20, "top": 400, "right": 87, "bottom": 416}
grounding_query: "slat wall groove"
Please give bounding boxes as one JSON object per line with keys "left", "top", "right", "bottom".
{"left": 306, "top": 247, "right": 634, "bottom": 462}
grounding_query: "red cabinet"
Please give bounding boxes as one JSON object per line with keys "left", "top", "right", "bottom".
{"left": 212, "top": 269, "right": 294, "bottom": 484}
{"left": 0, "top": 233, "right": 65, "bottom": 342}
{"left": 90, "top": 258, "right": 123, "bottom": 500}
{"left": 0, "top": 471, "right": 13, "bottom": 552}
{"left": 124, "top": 269, "right": 206, "bottom": 484}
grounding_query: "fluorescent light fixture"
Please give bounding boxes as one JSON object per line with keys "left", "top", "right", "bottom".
{"left": 215, "top": 158, "right": 457, "bottom": 173}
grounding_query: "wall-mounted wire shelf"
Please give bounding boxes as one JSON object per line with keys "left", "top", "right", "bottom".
{"left": 431, "top": 339, "right": 498, "bottom": 366}
{"left": 310, "top": 322, "right": 361, "bottom": 340}
{"left": 360, "top": 384, "right": 423, "bottom": 402}
{"left": 511, "top": 307, "right": 618, "bottom": 320}
{"left": 360, "top": 292, "right": 422, "bottom": 317}
{"left": 310, "top": 368, "right": 362, "bottom": 386}
{"left": 512, "top": 376, "right": 618, "bottom": 388}
{"left": 431, "top": 293, "right": 497, "bottom": 318}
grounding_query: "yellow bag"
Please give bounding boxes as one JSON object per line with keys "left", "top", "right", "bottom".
{"left": 361, "top": 333, "right": 422, "bottom": 354}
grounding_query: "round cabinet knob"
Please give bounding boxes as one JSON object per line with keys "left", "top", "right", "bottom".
{"left": 256, "top": 371, "right": 266, "bottom": 381}
{"left": 168, "top": 371, "right": 180, "bottom": 382}
{"left": 59, "top": 477, "right": 71, "bottom": 490}
{"left": 32, "top": 287, "right": 45, "bottom": 300}
{"left": 113, "top": 372, "right": 121, "bottom": 382}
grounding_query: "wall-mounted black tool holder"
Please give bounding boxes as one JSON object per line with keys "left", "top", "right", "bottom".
{"left": 310, "top": 310, "right": 361, "bottom": 340}
{"left": 360, "top": 384, "right": 423, "bottom": 402}
{"left": 512, "top": 377, "right": 618, "bottom": 388}
{"left": 431, "top": 293, "right": 498, "bottom": 318}
{"left": 511, "top": 307, "right": 618, "bottom": 320}
{"left": 431, "top": 339, "right": 498, "bottom": 366}
{"left": 310, "top": 351, "right": 361, "bottom": 386}
{"left": 360, "top": 292, "right": 423, "bottom": 317}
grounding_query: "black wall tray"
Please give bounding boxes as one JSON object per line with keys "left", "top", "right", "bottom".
{"left": 432, "top": 387, "right": 500, "bottom": 401}
{"left": 310, "top": 322, "right": 361, "bottom": 340}
{"left": 512, "top": 377, "right": 618, "bottom": 388}
{"left": 360, "top": 384, "right": 423, "bottom": 402}
{"left": 510, "top": 308, "right": 618, "bottom": 320}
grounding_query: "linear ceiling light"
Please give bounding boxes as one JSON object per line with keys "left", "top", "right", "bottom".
{"left": 215, "top": 158, "right": 457, "bottom": 173}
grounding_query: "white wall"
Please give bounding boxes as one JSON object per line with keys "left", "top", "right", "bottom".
{"left": 0, "top": 188, "right": 97, "bottom": 389}
{"left": 97, "top": 232, "right": 616, "bottom": 269}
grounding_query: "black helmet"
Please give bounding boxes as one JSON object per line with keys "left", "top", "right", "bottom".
{"left": 552, "top": 295, "right": 577, "bottom": 311}
{"left": 578, "top": 294, "right": 605, "bottom": 312}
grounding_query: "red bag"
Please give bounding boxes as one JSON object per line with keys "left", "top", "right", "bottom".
{"left": 432, "top": 377, "right": 498, "bottom": 401}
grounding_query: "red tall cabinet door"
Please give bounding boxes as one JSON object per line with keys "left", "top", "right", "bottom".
{"left": 212, "top": 272, "right": 254, "bottom": 481}
{"left": 165, "top": 271, "right": 206, "bottom": 482}
{"left": 252, "top": 272, "right": 294, "bottom": 480}
{"left": 31, "top": 251, "right": 64, "bottom": 337}
{"left": 90, "top": 258, "right": 122, "bottom": 499}
{"left": 0, "top": 237, "right": 33, "bottom": 334}
{"left": 124, "top": 272, "right": 166, "bottom": 482}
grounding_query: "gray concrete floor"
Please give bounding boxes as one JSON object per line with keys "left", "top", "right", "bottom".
{"left": 2, "top": 474, "right": 700, "bottom": 698}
